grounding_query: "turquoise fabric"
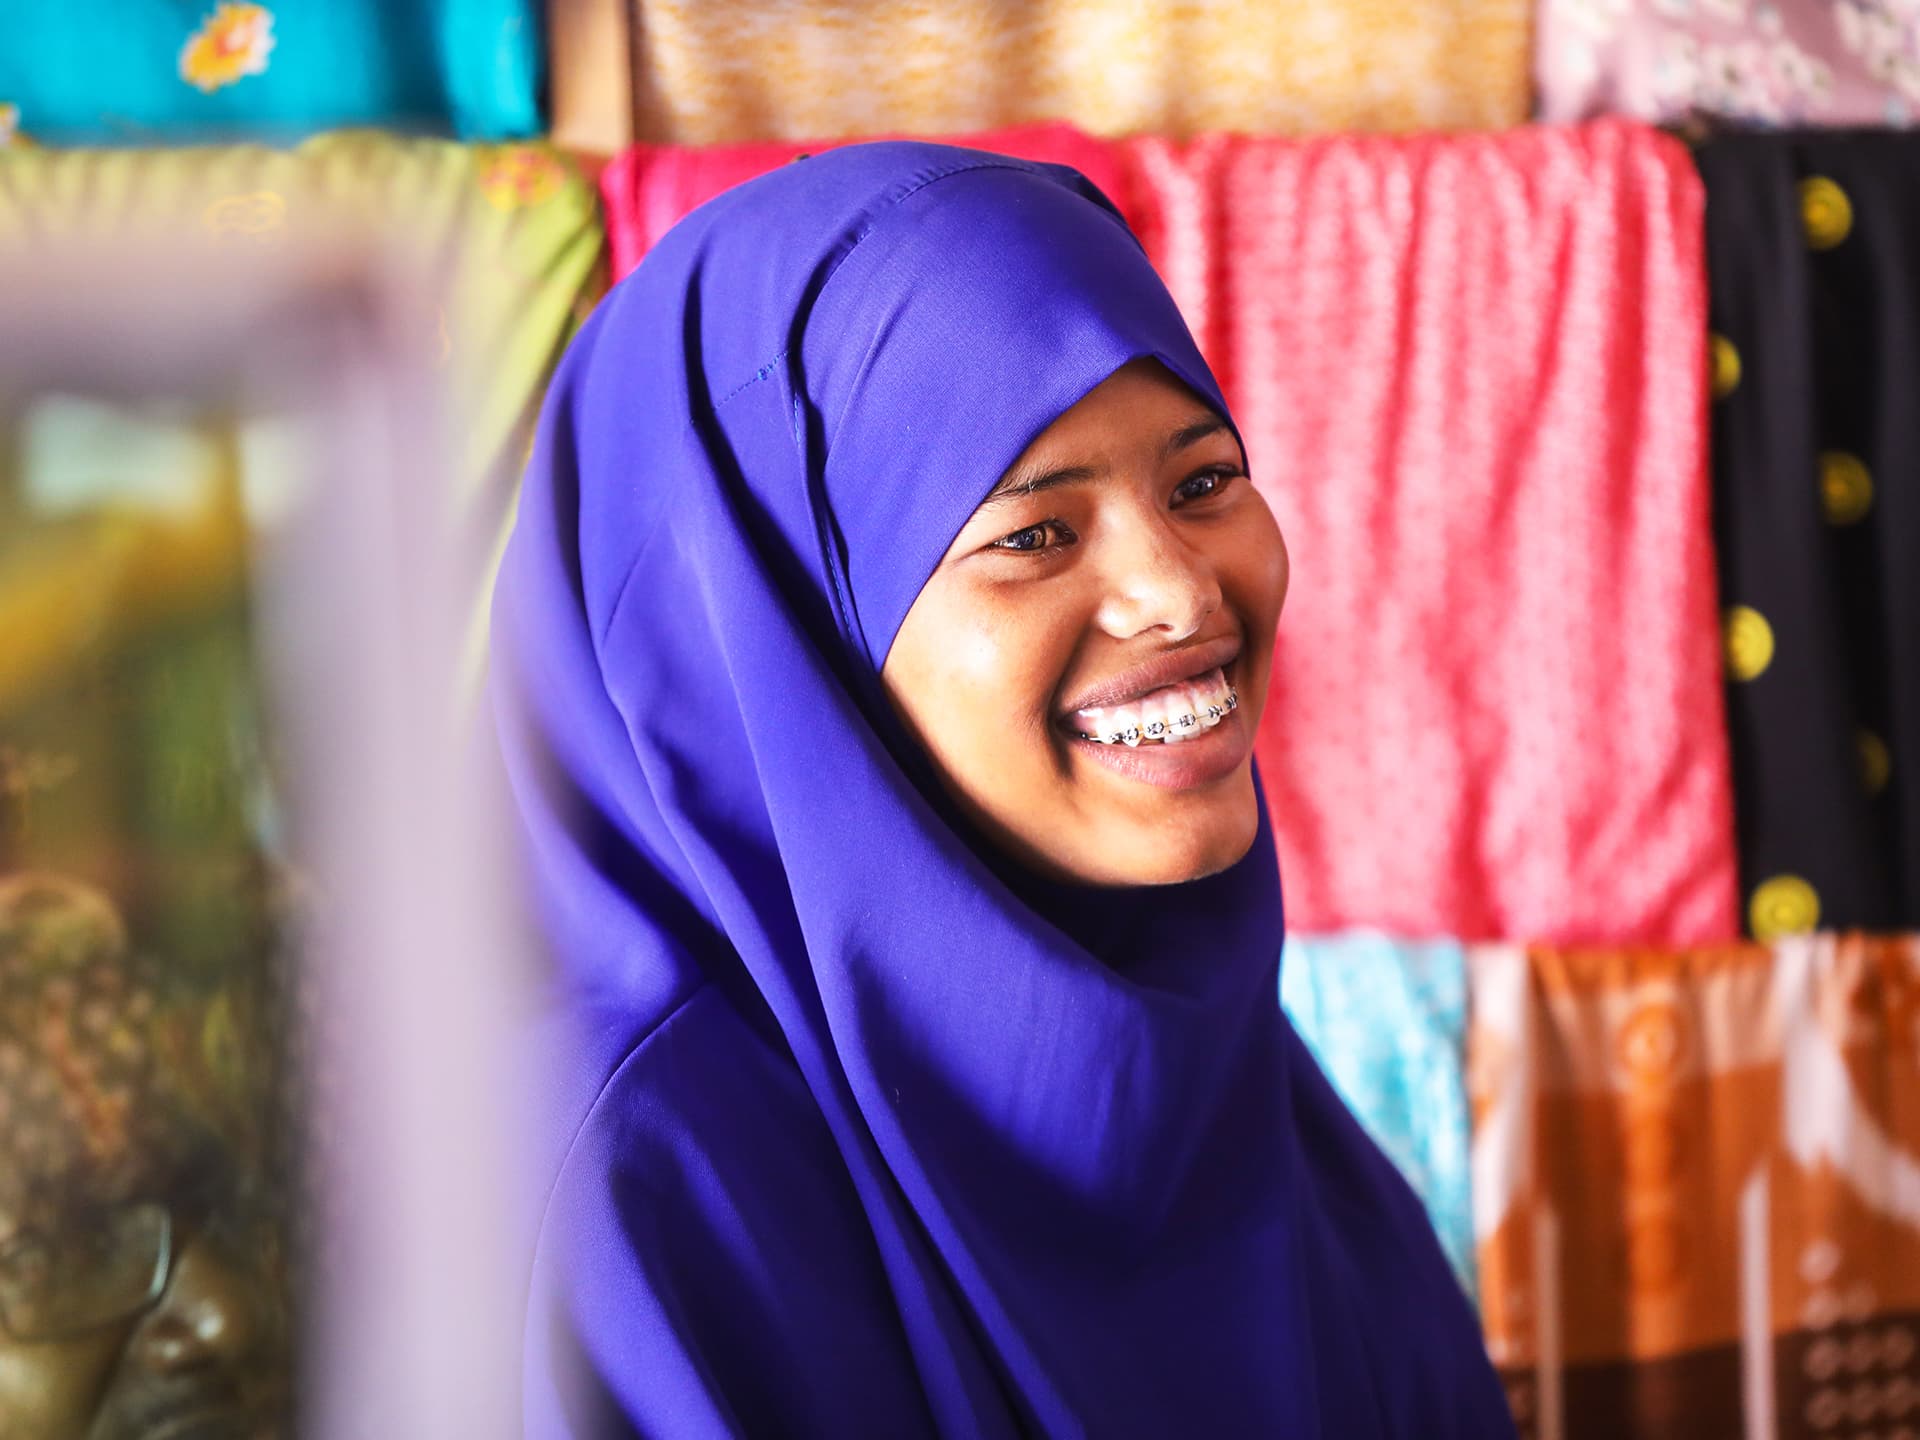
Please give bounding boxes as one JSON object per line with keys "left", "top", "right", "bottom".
{"left": 1281, "top": 932, "right": 1478, "bottom": 1301}
{"left": 0, "top": 1, "right": 540, "bottom": 144}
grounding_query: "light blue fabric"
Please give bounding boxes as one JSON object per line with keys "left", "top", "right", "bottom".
{"left": 1281, "top": 932, "right": 1478, "bottom": 1302}
{"left": 0, "top": 1, "right": 540, "bottom": 144}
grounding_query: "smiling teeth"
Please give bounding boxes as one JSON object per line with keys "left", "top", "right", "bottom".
{"left": 1072, "top": 669, "right": 1239, "bottom": 746}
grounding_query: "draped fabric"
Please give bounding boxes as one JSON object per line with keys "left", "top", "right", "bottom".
{"left": 0, "top": 1, "right": 542, "bottom": 145}
{"left": 613, "top": 0, "right": 1530, "bottom": 148}
{"left": 1698, "top": 134, "right": 1920, "bottom": 937}
{"left": 592, "top": 120, "right": 1742, "bottom": 945}
{"left": 1536, "top": 0, "right": 1920, "bottom": 129}
{"left": 1280, "top": 932, "right": 1477, "bottom": 1299}
{"left": 1131, "top": 120, "right": 1741, "bottom": 944}
{"left": 599, "top": 124, "right": 1133, "bottom": 285}
{"left": 491, "top": 141, "right": 1511, "bottom": 1438}
{"left": 0, "top": 135, "right": 604, "bottom": 674}
{"left": 1470, "top": 934, "right": 1920, "bottom": 1440}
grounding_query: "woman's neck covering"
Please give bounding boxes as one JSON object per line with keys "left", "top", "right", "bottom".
{"left": 491, "top": 142, "right": 1512, "bottom": 1437}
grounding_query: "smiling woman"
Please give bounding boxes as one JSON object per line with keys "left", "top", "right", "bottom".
{"left": 490, "top": 143, "right": 1514, "bottom": 1437}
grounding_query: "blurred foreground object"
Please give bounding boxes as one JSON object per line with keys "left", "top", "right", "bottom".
{"left": 0, "top": 133, "right": 606, "bottom": 687}
{"left": 1, "top": 231, "right": 531, "bottom": 1437}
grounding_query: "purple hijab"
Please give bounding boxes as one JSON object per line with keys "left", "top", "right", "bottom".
{"left": 491, "top": 143, "right": 1514, "bottom": 1438}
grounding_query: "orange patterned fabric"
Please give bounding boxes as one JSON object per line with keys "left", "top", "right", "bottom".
{"left": 1470, "top": 934, "right": 1920, "bottom": 1438}
{"left": 626, "top": 0, "right": 1531, "bottom": 144}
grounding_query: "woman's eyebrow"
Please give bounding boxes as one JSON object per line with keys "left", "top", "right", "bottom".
{"left": 982, "top": 462, "right": 1100, "bottom": 506}
{"left": 981, "top": 414, "right": 1233, "bottom": 508}
{"left": 1164, "top": 414, "right": 1230, "bottom": 457}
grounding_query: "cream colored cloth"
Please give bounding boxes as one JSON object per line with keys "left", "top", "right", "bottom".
{"left": 627, "top": 0, "right": 1532, "bottom": 143}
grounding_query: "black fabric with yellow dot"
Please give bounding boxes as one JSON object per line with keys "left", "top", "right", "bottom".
{"left": 1699, "top": 134, "right": 1920, "bottom": 935}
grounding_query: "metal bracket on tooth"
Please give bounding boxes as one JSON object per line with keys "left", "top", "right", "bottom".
{"left": 1077, "top": 687, "right": 1237, "bottom": 746}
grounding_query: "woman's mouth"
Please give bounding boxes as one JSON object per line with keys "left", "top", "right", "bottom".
{"left": 1059, "top": 665, "right": 1251, "bottom": 791}
{"left": 1067, "top": 666, "right": 1238, "bottom": 747}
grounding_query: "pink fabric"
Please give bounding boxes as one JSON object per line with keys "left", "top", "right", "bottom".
{"left": 1126, "top": 121, "right": 1739, "bottom": 944}
{"left": 599, "top": 123, "right": 1135, "bottom": 282}
{"left": 593, "top": 119, "right": 1742, "bottom": 946}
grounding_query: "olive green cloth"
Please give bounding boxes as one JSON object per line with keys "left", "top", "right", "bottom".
{"left": 0, "top": 132, "right": 606, "bottom": 680}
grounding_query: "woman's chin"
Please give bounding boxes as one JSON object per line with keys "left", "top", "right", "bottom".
{"left": 1066, "top": 780, "right": 1261, "bottom": 887}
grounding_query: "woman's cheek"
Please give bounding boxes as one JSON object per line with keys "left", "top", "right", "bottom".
{"left": 1224, "top": 523, "right": 1287, "bottom": 653}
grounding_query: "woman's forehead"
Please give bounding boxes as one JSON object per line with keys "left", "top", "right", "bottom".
{"left": 993, "top": 365, "right": 1238, "bottom": 484}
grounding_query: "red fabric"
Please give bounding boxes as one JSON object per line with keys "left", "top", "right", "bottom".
{"left": 593, "top": 119, "right": 1741, "bottom": 946}
{"left": 599, "top": 122, "right": 1135, "bottom": 282}
{"left": 1126, "top": 120, "right": 1739, "bottom": 943}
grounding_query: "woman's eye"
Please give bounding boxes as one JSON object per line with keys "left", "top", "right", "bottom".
{"left": 1173, "top": 467, "right": 1240, "bottom": 505}
{"left": 989, "top": 521, "right": 1071, "bottom": 554}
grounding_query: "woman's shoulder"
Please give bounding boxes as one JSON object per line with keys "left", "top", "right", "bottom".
{"left": 529, "top": 985, "right": 932, "bottom": 1437}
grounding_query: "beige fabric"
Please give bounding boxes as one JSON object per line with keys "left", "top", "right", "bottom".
{"left": 549, "top": 0, "right": 634, "bottom": 153}
{"left": 628, "top": 0, "right": 1532, "bottom": 144}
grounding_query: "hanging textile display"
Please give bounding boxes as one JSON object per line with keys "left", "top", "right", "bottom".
{"left": 1281, "top": 932, "right": 1478, "bottom": 1299}
{"left": 615, "top": 0, "right": 1530, "bottom": 147}
{"left": 1470, "top": 934, "right": 1920, "bottom": 1439}
{"left": 0, "top": 2, "right": 543, "bottom": 145}
{"left": 599, "top": 123, "right": 1133, "bottom": 282}
{"left": 1128, "top": 119, "right": 1740, "bottom": 944}
{"left": 592, "top": 120, "right": 1740, "bottom": 944}
{"left": 1697, "top": 133, "right": 1920, "bottom": 936}
{"left": 0, "top": 135, "right": 605, "bottom": 671}
{"left": 1537, "top": 0, "right": 1920, "bottom": 128}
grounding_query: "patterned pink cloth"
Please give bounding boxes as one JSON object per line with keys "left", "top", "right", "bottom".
{"left": 1126, "top": 121, "right": 1739, "bottom": 943}
{"left": 596, "top": 120, "right": 1742, "bottom": 946}
{"left": 599, "top": 123, "right": 1134, "bottom": 283}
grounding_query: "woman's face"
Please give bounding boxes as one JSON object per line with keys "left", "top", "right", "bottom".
{"left": 883, "top": 360, "right": 1289, "bottom": 887}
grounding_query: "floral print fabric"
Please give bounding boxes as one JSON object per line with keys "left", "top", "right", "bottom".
{"left": 1539, "top": 0, "right": 1920, "bottom": 127}
{"left": 0, "top": 1, "right": 541, "bottom": 144}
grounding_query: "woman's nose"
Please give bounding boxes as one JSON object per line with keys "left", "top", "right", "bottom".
{"left": 1094, "top": 510, "right": 1222, "bottom": 641}
{"left": 122, "top": 1237, "right": 266, "bottom": 1375}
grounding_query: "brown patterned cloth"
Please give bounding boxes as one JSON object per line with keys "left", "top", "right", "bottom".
{"left": 1470, "top": 934, "right": 1920, "bottom": 1438}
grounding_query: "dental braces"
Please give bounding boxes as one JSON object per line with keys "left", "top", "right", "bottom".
{"left": 1074, "top": 689, "right": 1237, "bottom": 747}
